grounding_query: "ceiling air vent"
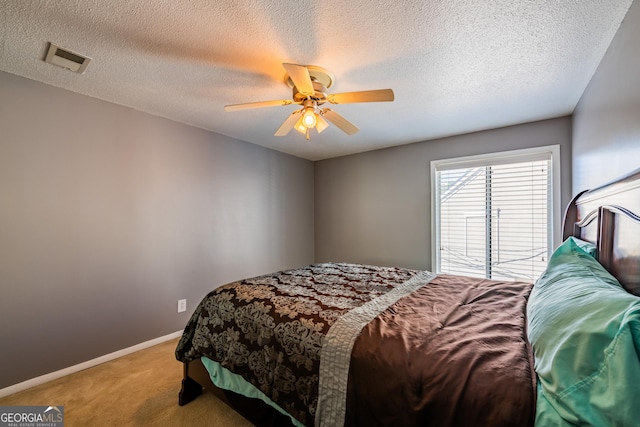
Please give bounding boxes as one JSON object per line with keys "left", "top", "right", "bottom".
{"left": 44, "top": 43, "right": 91, "bottom": 74}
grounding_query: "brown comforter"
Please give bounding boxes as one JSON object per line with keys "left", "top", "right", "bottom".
{"left": 345, "top": 273, "right": 536, "bottom": 426}
{"left": 176, "top": 263, "right": 535, "bottom": 426}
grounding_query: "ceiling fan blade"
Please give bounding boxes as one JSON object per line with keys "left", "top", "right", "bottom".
{"left": 283, "top": 63, "right": 315, "bottom": 96}
{"left": 224, "top": 99, "right": 293, "bottom": 112}
{"left": 326, "top": 89, "right": 395, "bottom": 104}
{"left": 274, "top": 110, "right": 302, "bottom": 136}
{"left": 321, "top": 109, "right": 360, "bottom": 135}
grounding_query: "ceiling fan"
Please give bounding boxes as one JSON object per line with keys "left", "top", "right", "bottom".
{"left": 224, "top": 63, "right": 395, "bottom": 140}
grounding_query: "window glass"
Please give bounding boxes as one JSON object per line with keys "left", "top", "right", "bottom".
{"left": 433, "top": 147, "right": 556, "bottom": 282}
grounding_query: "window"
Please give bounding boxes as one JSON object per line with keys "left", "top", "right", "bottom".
{"left": 431, "top": 146, "right": 560, "bottom": 282}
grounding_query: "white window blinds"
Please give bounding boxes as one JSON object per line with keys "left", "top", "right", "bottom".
{"left": 434, "top": 150, "right": 554, "bottom": 282}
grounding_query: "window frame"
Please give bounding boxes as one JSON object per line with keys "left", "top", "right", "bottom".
{"left": 430, "top": 145, "right": 561, "bottom": 276}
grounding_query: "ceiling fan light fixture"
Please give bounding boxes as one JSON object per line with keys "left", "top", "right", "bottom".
{"left": 294, "top": 115, "right": 307, "bottom": 134}
{"left": 293, "top": 122, "right": 311, "bottom": 140}
{"left": 302, "top": 107, "right": 317, "bottom": 128}
{"left": 316, "top": 114, "right": 329, "bottom": 133}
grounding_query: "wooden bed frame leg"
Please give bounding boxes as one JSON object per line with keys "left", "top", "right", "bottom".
{"left": 178, "top": 375, "right": 203, "bottom": 406}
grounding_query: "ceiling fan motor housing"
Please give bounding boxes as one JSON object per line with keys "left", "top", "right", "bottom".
{"left": 293, "top": 81, "right": 328, "bottom": 104}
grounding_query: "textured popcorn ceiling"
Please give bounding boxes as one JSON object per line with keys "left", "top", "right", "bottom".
{"left": 0, "top": 1, "right": 635, "bottom": 160}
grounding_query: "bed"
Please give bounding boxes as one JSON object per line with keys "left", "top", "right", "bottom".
{"left": 176, "top": 169, "right": 640, "bottom": 426}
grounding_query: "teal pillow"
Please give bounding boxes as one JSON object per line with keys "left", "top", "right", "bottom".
{"left": 571, "top": 236, "right": 597, "bottom": 257}
{"left": 527, "top": 237, "right": 640, "bottom": 426}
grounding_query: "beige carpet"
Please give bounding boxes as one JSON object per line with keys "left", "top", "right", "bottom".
{"left": 0, "top": 338, "right": 252, "bottom": 426}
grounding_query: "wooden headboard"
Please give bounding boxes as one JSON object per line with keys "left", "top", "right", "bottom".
{"left": 562, "top": 168, "right": 640, "bottom": 296}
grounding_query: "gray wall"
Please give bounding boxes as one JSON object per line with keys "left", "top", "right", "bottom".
{"left": 572, "top": 0, "right": 640, "bottom": 192}
{"left": 0, "top": 71, "right": 314, "bottom": 388}
{"left": 315, "top": 117, "right": 572, "bottom": 270}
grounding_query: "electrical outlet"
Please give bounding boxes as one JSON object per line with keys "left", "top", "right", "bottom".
{"left": 177, "top": 299, "right": 187, "bottom": 313}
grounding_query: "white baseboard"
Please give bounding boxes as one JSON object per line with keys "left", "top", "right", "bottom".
{"left": 0, "top": 330, "right": 183, "bottom": 398}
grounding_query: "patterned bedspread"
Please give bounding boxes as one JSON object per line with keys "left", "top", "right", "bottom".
{"left": 176, "top": 263, "right": 537, "bottom": 427}
{"left": 175, "top": 263, "right": 423, "bottom": 425}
